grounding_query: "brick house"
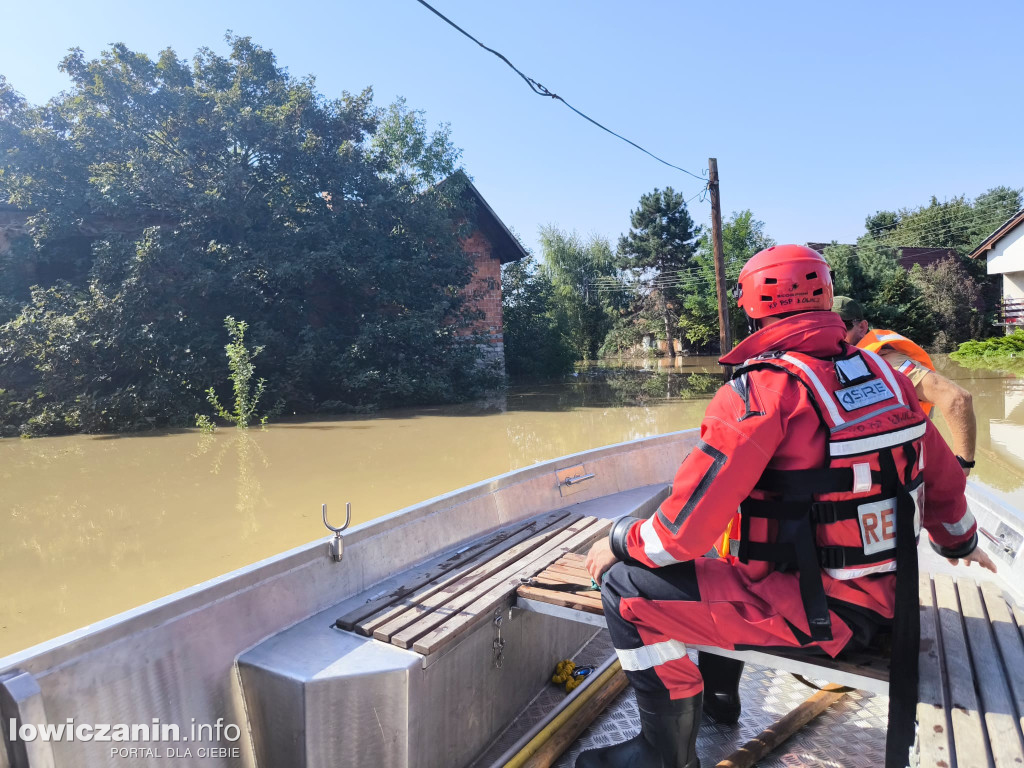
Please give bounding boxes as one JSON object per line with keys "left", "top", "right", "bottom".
{"left": 442, "top": 172, "right": 528, "bottom": 375}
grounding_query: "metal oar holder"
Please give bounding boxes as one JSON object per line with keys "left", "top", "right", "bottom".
{"left": 323, "top": 502, "right": 352, "bottom": 562}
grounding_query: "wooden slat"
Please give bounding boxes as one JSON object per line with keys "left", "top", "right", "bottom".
{"left": 981, "top": 582, "right": 1024, "bottom": 737}
{"left": 916, "top": 573, "right": 953, "bottom": 768}
{"left": 517, "top": 585, "right": 604, "bottom": 613}
{"left": 933, "top": 573, "right": 990, "bottom": 768}
{"left": 517, "top": 555, "right": 603, "bottom": 612}
{"left": 335, "top": 511, "right": 570, "bottom": 631}
{"left": 370, "top": 513, "right": 583, "bottom": 642}
{"left": 410, "top": 516, "right": 612, "bottom": 655}
{"left": 957, "top": 577, "right": 1024, "bottom": 767}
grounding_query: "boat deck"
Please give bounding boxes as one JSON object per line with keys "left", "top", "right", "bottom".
{"left": 472, "top": 630, "right": 889, "bottom": 768}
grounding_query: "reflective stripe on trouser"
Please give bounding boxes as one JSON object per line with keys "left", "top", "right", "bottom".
{"left": 601, "top": 557, "right": 857, "bottom": 702}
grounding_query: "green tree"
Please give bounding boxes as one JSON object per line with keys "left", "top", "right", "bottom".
{"left": 0, "top": 37, "right": 490, "bottom": 436}
{"left": 539, "top": 227, "right": 617, "bottom": 362}
{"left": 909, "top": 257, "right": 983, "bottom": 351}
{"left": 864, "top": 268, "right": 936, "bottom": 347}
{"left": 679, "top": 210, "right": 774, "bottom": 350}
{"left": 501, "top": 254, "right": 576, "bottom": 377}
{"left": 616, "top": 187, "right": 699, "bottom": 357}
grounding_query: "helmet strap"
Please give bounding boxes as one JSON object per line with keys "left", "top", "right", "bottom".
{"left": 746, "top": 315, "right": 759, "bottom": 335}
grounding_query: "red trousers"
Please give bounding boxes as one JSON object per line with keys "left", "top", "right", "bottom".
{"left": 602, "top": 556, "right": 862, "bottom": 701}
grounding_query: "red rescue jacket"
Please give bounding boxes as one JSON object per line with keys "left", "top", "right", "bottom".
{"left": 621, "top": 312, "right": 976, "bottom": 632}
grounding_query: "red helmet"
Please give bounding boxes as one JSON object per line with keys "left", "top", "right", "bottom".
{"left": 736, "top": 245, "right": 834, "bottom": 320}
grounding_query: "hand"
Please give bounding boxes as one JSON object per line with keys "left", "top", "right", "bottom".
{"left": 586, "top": 538, "right": 619, "bottom": 586}
{"left": 962, "top": 467, "right": 971, "bottom": 478}
{"left": 947, "top": 546, "right": 997, "bottom": 573}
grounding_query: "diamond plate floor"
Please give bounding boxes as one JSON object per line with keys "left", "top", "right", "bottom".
{"left": 474, "top": 631, "right": 888, "bottom": 768}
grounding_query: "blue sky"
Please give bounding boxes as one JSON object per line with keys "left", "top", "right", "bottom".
{"left": 2, "top": 0, "right": 1022, "bottom": 257}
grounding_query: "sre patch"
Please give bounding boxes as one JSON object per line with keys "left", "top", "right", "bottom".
{"left": 835, "top": 379, "right": 894, "bottom": 412}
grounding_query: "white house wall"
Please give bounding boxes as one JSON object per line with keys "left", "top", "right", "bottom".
{"left": 1006, "top": 273, "right": 1024, "bottom": 302}
{"left": 987, "top": 221, "right": 1024, "bottom": 275}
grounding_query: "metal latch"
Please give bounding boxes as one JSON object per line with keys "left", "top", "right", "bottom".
{"left": 556, "top": 465, "right": 595, "bottom": 497}
{"left": 980, "top": 523, "right": 1021, "bottom": 563}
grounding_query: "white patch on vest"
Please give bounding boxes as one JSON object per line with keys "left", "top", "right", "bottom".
{"left": 859, "top": 348, "right": 906, "bottom": 406}
{"left": 835, "top": 355, "right": 871, "bottom": 383}
{"left": 875, "top": 332, "right": 904, "bottom": 342}
{"left": 835, "top": 379, "right": 895, "bottom": 412}
{"left": 858, "top": 498, "right": 897, "bottom": 555}
{"left": 853, "top": 462, "right": 873, "bottom": 494}
{"left": 830, "top": 423, "right": 927, "bottom": 457}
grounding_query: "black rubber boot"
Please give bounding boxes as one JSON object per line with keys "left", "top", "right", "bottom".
{"left": 575, "top": 692, "right": 702, "bottom": 768}
{"left": 697, "top": 652, "right": 743, "bottom": 725}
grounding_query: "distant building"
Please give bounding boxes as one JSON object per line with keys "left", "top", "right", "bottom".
{"left": 806, "top": 242, "right": 957, "bottom": 271}
{"left": 442, "top": 172, "right": 528, "bottom": 375}
{"left": 968, "top": 208, "right": 1024, "bottom": 329}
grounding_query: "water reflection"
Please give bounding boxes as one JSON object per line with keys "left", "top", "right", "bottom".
{"left": 0, "top": 354, "right": 1021, "bottom": 656}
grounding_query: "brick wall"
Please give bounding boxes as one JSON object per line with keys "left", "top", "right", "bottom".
{"left": 459, "top": 230, "right": 504, "bottom": 345}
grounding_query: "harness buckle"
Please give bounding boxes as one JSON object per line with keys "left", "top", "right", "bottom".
{"left": 809, "top": 501, "right": 839, "bottom": 524}
{"left": 818, "top": 546, "right": 846, "bottom": 569}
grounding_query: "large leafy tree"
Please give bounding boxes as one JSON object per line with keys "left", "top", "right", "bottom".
{"left": 679, "top": 210, "right": 774, "bottom": 350}
{"left": 539, "top": 226, "right": 617, "bottom": 362}
{"left": 0, "top": 37, "right": 489, "bottom": 436}
{"left": 616, "top": 187, "right": 699, "bottom": 357}
{"left": 501, "top": 254, "right": 576, "bottom": 377}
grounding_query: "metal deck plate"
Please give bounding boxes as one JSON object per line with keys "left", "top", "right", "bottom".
{"left": 474, "top": 631, "right": 888, "bottom": 768}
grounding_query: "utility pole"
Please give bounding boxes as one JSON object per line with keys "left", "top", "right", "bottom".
{"left": 708, "top": 158, "right": 732, "bottom": 374}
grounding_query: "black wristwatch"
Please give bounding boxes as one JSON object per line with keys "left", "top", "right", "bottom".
{"left": 956, "top": 455, "right": 976, "bottom": 469}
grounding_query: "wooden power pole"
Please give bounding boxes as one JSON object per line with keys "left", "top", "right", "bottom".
{"left": 708, "top": 158, "right": 732, "bottom": 368}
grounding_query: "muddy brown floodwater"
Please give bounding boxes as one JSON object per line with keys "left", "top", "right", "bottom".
{"left": 1, "top": 355, "right": 1020, "bottom": 656}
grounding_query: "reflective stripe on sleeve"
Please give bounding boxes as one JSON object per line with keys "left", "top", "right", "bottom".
{"left": 781, "top": 354, "right": 845, "bottom": 426}
{"left": 943, "top": 508, "right": 977, "bottom": 537}
{"left": 830, "top": 423, "right": 927, "bottom": 457}
{"left": 860, "top": 348, "right": 906, "bottom": 406}
{"left": 639, "top": 516, "right": 683, "bottom": 567}
{"left": 615, "top": 639, "right": 689, "bottom": 672}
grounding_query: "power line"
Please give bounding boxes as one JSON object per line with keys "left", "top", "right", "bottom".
{"left": 412, "top": 0, "right": 707, "bottom": 183}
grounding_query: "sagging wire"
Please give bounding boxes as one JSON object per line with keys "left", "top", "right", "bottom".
{"left": 413, "top": 0, "right": 707, "bottom": 183}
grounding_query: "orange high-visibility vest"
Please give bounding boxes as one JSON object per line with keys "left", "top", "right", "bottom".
{"left": 857, "top": 329, "right": 935, "bottom": 416}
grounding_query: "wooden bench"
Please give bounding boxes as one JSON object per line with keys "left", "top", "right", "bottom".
{"left": 334, "top": 510, "right": 612, "bottom": 662}
{"left": 917, "top": 572, "right": 1024, "bottom": 768}
{"left": 516, "top": 556, "right": 1024, "bottom": 765}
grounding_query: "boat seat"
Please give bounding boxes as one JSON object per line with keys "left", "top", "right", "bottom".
{"left": 334, "top": 484, "right": 670, "bottom": 661}
{"left": 917, "top": 572, "right": 1024, "bottom": 768}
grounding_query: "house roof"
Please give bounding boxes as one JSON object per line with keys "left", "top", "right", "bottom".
{"left": 441, "top": 171, "right": 528, "bottom": 265}
{"left": 806, "top": 243, "right": 956, "bottom": 270}
{"left": 968, "top": 208, "right": 1024, "bottom": 259}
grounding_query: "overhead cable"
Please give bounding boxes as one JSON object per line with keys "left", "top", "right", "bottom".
{"left": 412, "top": 0, "right": 707, "bottom": 182}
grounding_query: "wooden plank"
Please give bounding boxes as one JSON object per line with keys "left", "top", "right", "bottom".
{"left": 409, "top": 516, "right": 612, "bottom": 655}
{"left": 980, "top": 582, "right": 1024, "bottom": 737}
{"left": 369, "top": 513, "right": 583, "bottom": 642}
{"left": 715, "top": 684, "right": 849, "bottom": 768}
{"left": 398, "top": 515, "right": 608, "bottom": 652}
{"left": 933, "top": 573, "right": 990, "bottom": 768}
{"left": 916, "top": 573, "right": 954, "bottom": 768}
{"left": 335, "top": 511, "right": 569, "bottom": 631}
{"left": 517, "top": 585, "right": 604, "bottom": 614}
{"left": 957, "top": 577, "right": 1024, "bottom": 767}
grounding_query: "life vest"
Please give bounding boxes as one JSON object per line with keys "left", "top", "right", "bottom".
{"left": 730, "top": 347, "right": 928, "bottom": 642}
{"left": 857, "top": 329, "right": 936, "bottom": 416}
